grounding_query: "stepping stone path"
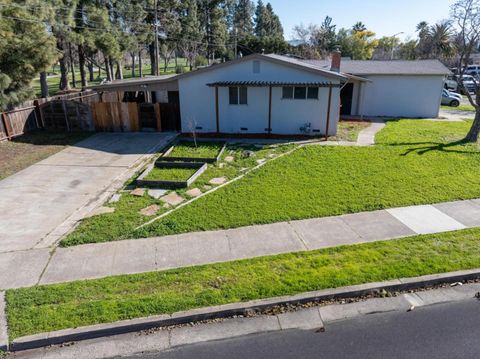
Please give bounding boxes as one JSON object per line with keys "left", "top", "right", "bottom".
{"left": 148, "top": 189, "right": 167, "bottom": 200}
{"left": 225, "top": 156, "right": 235, "bottom": 162}
{"left": 203, "top": 185, "right": 212, "bottom": 191}
{"left": 256, "top": 158, "right": 266, "bottom": 165}
{"left": 86, "top": 206, "right": 115, "bottom": 218}
{"left": 109, "top": 193, "right": 121, "bottom": 203}
{"left": 268, "top": 153, "right": 276, "bottom": 158}
{"left": 130, "top": 188, "right": 145, "bottom": 197}
{"left": 160, "top": 192, "right": 185, "bottom": 206}
{"left": 139, "top": 204, "right": 160, "bottom": 217}
{"left": 218, "top": 163, "right": 225, "bottom": 169}
{"left": 186, "top": 188, "right": 202, "bottom": 198}
{"left": 209, "top": 177, "right": 227, "bottom": 185}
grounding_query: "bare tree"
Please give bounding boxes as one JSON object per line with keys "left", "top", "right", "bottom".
{"left": 451, "top": 0, "right": 480, "bottom": 142}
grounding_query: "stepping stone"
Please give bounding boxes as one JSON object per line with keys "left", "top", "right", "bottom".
{"left": 163, "top": 203, "right": 171, "bottom": 209}
{"left": 109, "top": 193, "right": 121, "bottom": 203}
{"left": 85, "top": 206, "right": 115, "bottom": 218}
{"left": 186, "top": 188, "right": 202, "bottom": 198}
{"left": 160, "top": 192, "right": 185, "bottom": 206}
{"left": 148, "top": 189, "right": 167, "bottom": 200}
{"left": 268, "top": 153, "right": 276, "bottom": 158}
{"left": 139, "top": 204, "right": 160, "bottom": 217}
{"left": 203, "top": 185, "right": 212, "bottom": 191}
{"left": 218, "top": 163, "right": 225, "bottom": 169}
{"left": 256, "top": 158, "right": 266, "bottom": 164}
{"left": 209, "top": 177, "right": 227, "bottom": 185}
{"left": 130, "top": 188, "right": 145, "bottom": 197}
{"left": 240, "top": 167, "right": 249, "bottom": 172}
{"left": 225, "top": 156, "right": 235, "bottom": 162}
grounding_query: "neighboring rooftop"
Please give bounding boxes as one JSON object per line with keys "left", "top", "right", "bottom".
{"left": 301, "top": 58, "right": 451, "bottom": 76}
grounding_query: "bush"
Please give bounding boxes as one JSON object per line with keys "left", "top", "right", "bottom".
{"left": 195, "top": 55, "right": 208, "bottom": 68}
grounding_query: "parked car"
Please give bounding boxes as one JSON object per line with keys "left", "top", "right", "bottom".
{"left": 457, "top": 75, "right": 477, "bottom": 94}
{"left": 444, "top": 75, "right": 458, "bottom": 91}
{"left": 441, "top": 89, "right": 462, "bottom": 107}
{"left": 466, "top": 65, "right": 480, "bottom": 75}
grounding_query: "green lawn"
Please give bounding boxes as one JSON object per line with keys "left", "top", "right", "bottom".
{"left": 0, "top": 130, "right": 92, "bottom": 180}
{"left": 61, "top": 119, "right": 480, "bottom": 246}
{"left": 441, "top": 104, "right": 476, "bottom": 112}
{"left": 131, "top": 120, "right": 480, "bottom": 239}
{"left": 144, "top": 166, "right": 198, "bottom": 181}
{"left": 7, "top": 227, "right": 480, "bottom": 340}
{"left": 168, "top": 141, "right": 225, "bottom": 159}
{"left": 61, "top": 143, "right": 295, "bottom": 246}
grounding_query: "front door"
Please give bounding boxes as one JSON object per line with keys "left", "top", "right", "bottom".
{"left": 340, "top": 83, "right": 354, "bottom": 115}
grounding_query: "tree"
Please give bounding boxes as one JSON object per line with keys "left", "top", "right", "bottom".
{"left": 352, "top": 21, "right": 366, "bottom": 33}
{"left": 0, "top": 0, "right": 57, "bottom": 109}
{"left": 451, "top": 0, "right": 480, "bottom": 142}
{"left": 254, "top": 0, "right": 266, "bottom": 37}
{"left": 310, "top": 16, "right": 336, "bottom": 56}
{"left": 337, "top": 27, "right": 379, "bottom": 60}
{"left": 198, "top": 0, "right": 228, "bottom": 60}
{"left": 373, "top": 36, "right": 401, "bottom": 59}
{"left": 180, "top": 0, "right": 204, "bottom": 70}
{"left": 234, "top": 0, "right": 254, "bottom": 38}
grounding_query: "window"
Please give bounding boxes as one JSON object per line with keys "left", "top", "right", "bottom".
{"left": 307, "top": 87, "right": 319, "bottom": 99}
{"left": 294, "top": 87, "right": 307, "bottom": 99}
{"left": 282, "top": 86, "right": 319, "bottom": 100}
{"left": 282, "top": 87, "right": 293, "bottom": 99}
{"left": 229, "top": 87, "right": 247, "bottom": 105}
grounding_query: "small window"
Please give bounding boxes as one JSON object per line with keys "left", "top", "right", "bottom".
{"left": 229, "top": 86, "right": 247, "bottom": 105}
{"left": 294, "top": 87, "right": 307, "bottom": 99}
{"left": 229, "top": 87, "right": 239, "bottom": 105}
{"left": 282, "top": 87, "right": 293, "bottom": 99}
{"left": 307, "top": 87, "right": 319, "bottom": 99}
{"left": 253, "top": 60, "right": 261, "bottom": 74}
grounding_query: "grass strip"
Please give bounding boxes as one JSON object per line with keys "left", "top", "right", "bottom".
{"left": 144, "top": 167, "right": 198, "bottom": 181}
{"left": 168, "top": 141, "right": 224, "bottom": 159}
{"left": 7, "top": 227, "right": 480, "bottom": 339}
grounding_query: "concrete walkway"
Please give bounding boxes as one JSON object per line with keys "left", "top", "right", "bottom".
{"left": 1, "top": 198, "right": 479, "bottom": 290}
{"left": 0, "top": 132, "right": 175, "bottom": 253}
{"left": 439, "top": 108, "right": 474, "bottom": 122}
{"left": 356, "top": 119, "right": 385, "bottom": 146}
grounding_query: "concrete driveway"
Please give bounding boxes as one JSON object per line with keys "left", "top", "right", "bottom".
{"left": 0, "top": 132, "right": 175, "bottom": 253}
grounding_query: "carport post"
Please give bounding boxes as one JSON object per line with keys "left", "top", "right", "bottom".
{"left": 215, "top": 86, "right": 219, "bottom": 133}
{"left": 267, "top": 85, "right": 272, "bottom": 134}
{"left": 325, "top": 85, "right": 333, "bottom": 140}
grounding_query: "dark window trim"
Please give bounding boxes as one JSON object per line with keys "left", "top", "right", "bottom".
{"left": 282, "top": 86, "right": 320, "bottom": 100}
{"left": 229, "top": 86, "right": 248, "bottom": 105}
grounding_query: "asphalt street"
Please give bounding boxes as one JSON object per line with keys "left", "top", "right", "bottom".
{"left": 127, "top": 299, "right": 480, "bottom": 359}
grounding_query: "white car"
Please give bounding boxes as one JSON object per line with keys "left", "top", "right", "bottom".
{"left": 444, "top": 75, "right": 458, "bottom": 91}
{"left": 441, "top": 89, "right": 462, "bottom": 107}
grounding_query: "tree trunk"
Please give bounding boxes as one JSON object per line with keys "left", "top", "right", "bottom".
{"left": 109, "top": 58, "right": 115, "bottom": 80}
{"left": 104, "top": 54, "right": 112, "bottom": 81}
{"left": 115, "top": 61, "right": 123, "bottom": 80}
{"left": 40, "top": 72, "right": 49, "bottom": 98}
{"left": 57, "top": 39, "right": 70, "bottom": 91}
{"left": 139, "top": 50, "right": 143, "bottom": 77}
{"left": 465, "top": 109, "right": 480, "bottom": 142}
{"left": 149, "top": 43, "right": 156, "bottom": 76}
{"left": 88, "top": 61, "right": 94, "bottom": 82}
{"left": 131, "top": 53, "right": 136, "bottom": 77}
{"left": 68, "top": 43, "right": 76, "bottom": 88}
{"left": 78, "top": 45, "right": 87, "bottom": 88}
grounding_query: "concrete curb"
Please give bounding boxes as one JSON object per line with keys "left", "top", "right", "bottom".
{"left": 9, "top": 268, "right": 480, "bottom": 352}
{"left": 0, "top": 292, "right": 7, "bottom": 352}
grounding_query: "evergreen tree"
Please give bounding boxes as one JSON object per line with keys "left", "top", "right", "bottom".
{"left": 0, "top": 0, "right": 57, "bottom": 109}
{"left": 264, "top": 3, "right": 283, "bottom": 38}
{"left": 234, "top": 0, "right": 254, "bottom": 38}
{"left": 180, "top": 0, "right": 204, "bottom": 69}
{"left": 254, "top": 0, "right": 266, "bottom": 37}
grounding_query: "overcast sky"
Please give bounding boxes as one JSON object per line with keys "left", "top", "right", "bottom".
{"left": 268, "top": 0, "right": 455, "bottom": 40}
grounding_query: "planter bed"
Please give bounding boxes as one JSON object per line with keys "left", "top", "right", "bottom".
{"left": 158, "top": 140, "right": 226, "bottom": 163}
{"left": 137, "top": 162, "right": 208, "bottom": 189}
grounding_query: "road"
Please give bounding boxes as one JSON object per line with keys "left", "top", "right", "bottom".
{"left": 129, "top": 299, "right": 480, "bottom": 359}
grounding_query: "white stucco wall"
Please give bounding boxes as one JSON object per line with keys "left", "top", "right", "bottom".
{"left": 357, "top": 75, "right": 444, "bottom": 118}
{"left": 178, "top": 58, "right": 341, "bottom": 135}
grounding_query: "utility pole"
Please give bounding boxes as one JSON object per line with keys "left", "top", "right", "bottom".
{"left": 154, "top": 0, "right": 159, "bottom": 76}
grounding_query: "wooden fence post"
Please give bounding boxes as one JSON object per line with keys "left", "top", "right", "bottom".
{"left": 1, "top": 112, "right": 13, "bottom": 139}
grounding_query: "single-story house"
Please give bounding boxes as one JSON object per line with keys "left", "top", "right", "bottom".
{"left": 91, "top": 52, "right": 450, "bottom": 136}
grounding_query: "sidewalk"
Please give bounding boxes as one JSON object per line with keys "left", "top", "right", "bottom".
{"left": 1, "top": 199, "right": 479, "bottom": 290}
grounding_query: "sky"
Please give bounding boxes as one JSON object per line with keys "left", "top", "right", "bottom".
{"left": 268, "top": 0, "right": 455, "bottom": 41}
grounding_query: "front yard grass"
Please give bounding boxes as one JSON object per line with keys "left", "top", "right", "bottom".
{"left": 8, "top": 227, "right": 480, "bottom": 340}
{"left": 0, "top": 130, "right": 92, "bottom": 180}
{"left": 441, "top": 104, "right": 476, "bottom": 112}
{"left": 144, "top": 167, "right": 198, "bottom": 181}
{"left": 132, "top": 119, "right": 480, "bottom": 238}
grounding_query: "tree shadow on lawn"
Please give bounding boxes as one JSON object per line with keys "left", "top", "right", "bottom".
{"left": 384, "top": 139, "right": 479, "bottom": 156}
